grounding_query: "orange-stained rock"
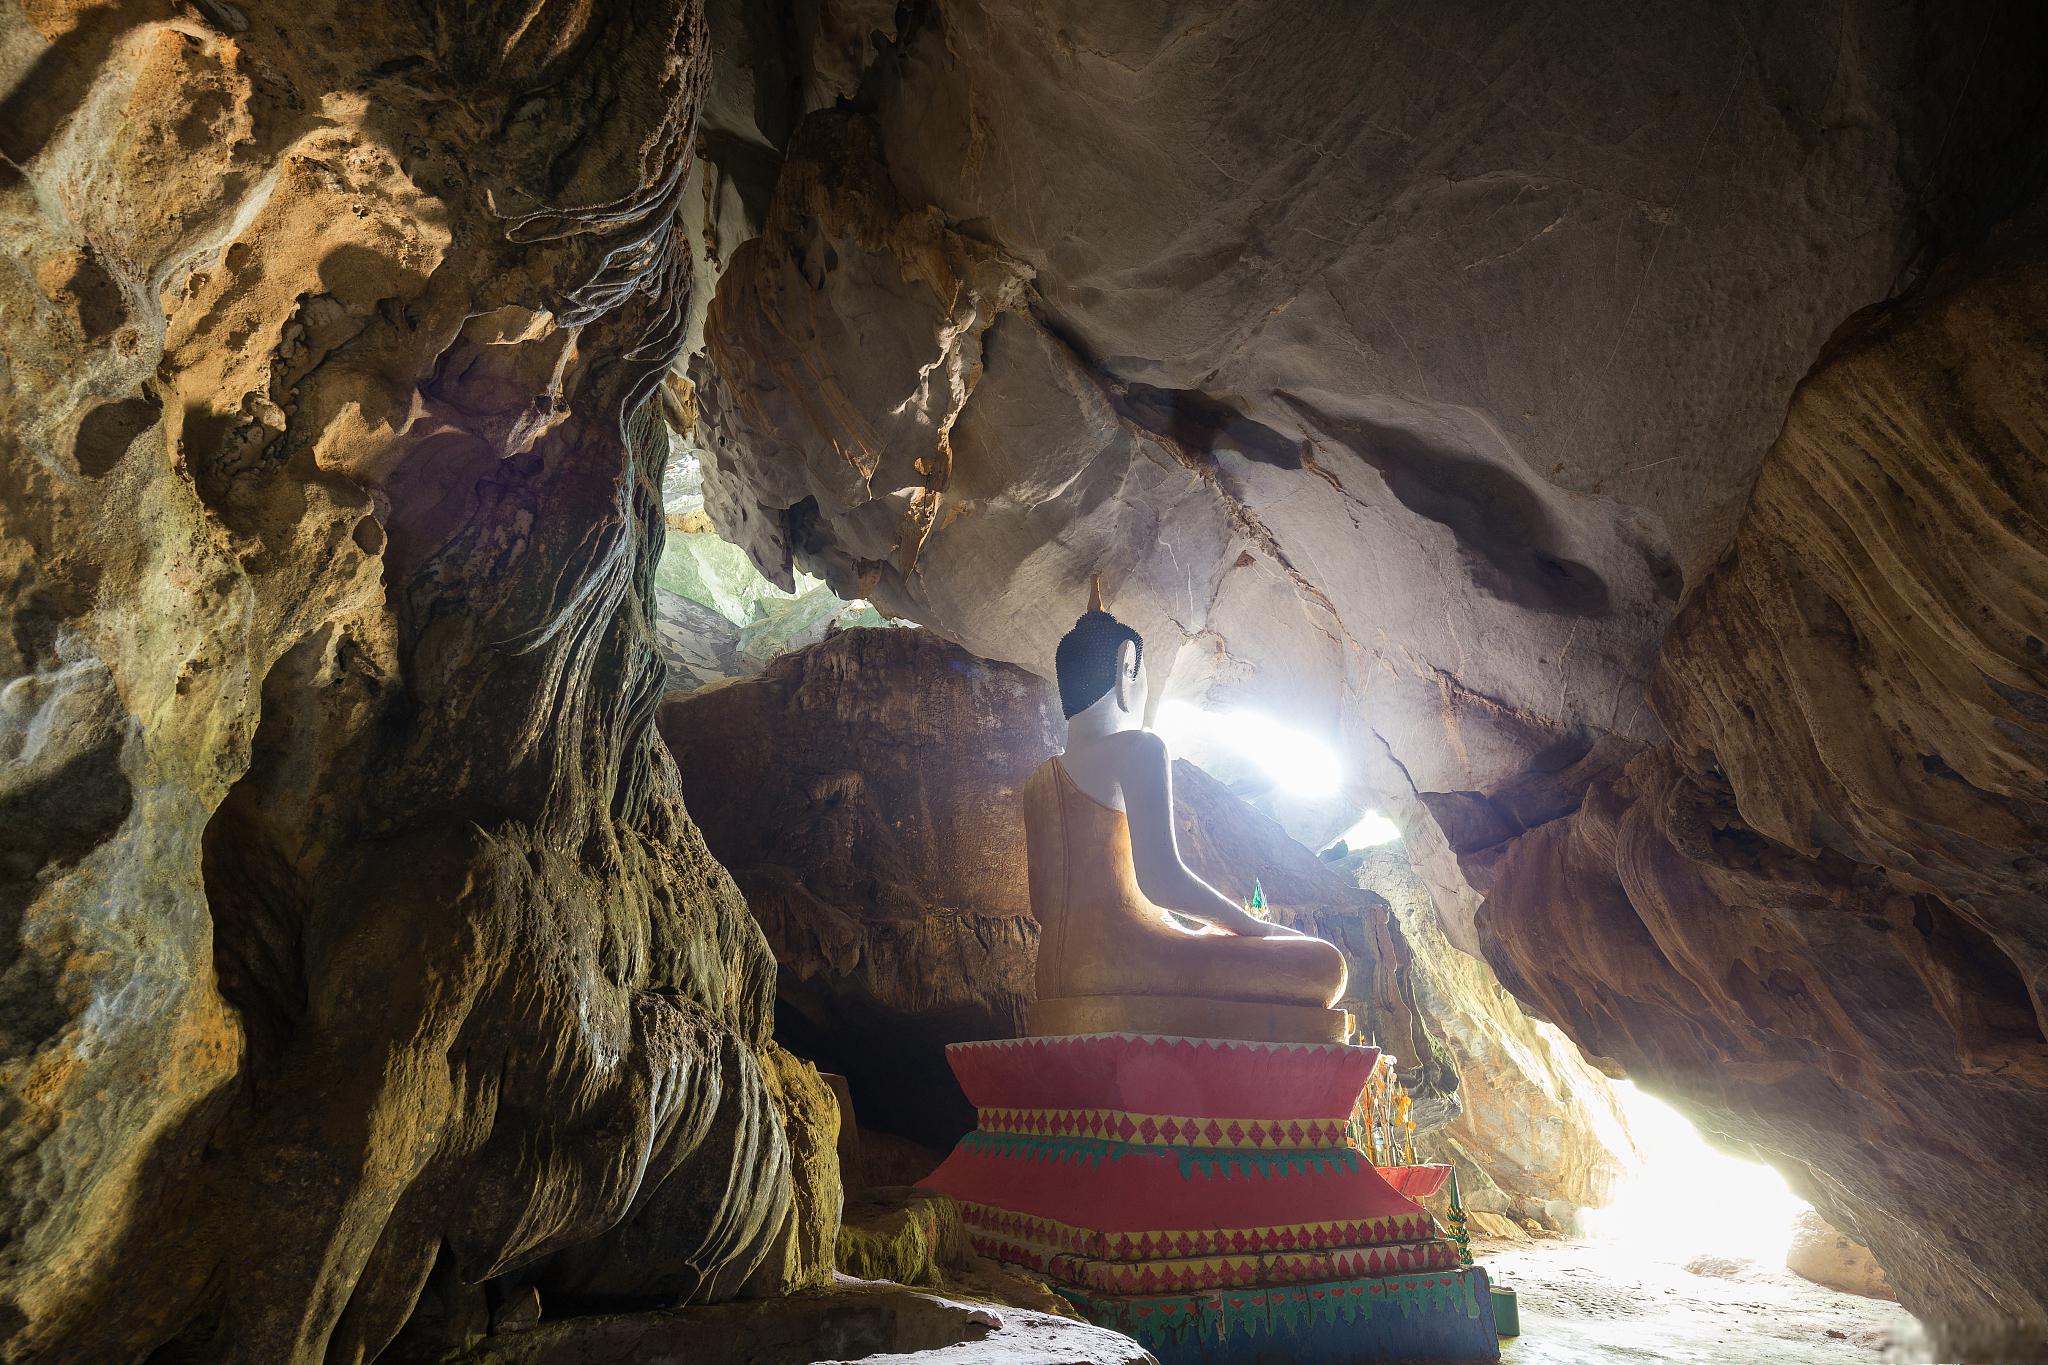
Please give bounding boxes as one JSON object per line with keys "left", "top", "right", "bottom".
{"left": 1787, "top": 1210, "right": 1896, "bottom": 1302}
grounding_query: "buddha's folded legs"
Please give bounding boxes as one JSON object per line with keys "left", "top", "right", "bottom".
{"left": 1060, "top": 919, "right": 1348, "bottom": 1009}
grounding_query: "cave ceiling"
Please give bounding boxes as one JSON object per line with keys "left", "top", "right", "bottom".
{"left": 687, "top": 0, "right": 2046, "bottom": 865}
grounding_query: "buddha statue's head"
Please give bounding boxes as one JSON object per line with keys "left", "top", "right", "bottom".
{"left": 1055, "top": 575, "right": 1145, "bottom": 720}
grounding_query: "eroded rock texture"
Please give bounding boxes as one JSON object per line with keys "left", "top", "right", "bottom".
{"left": 1480, "top": 218, "right": 2048, "bottom": 1355}
{"left": 1, "top": 2, "right": 813, "bottom": 1360}
{"left": 1352, "top": 844, "right": 1632, "bottom": 1230}
{"left": 9, "top": 0, "right": 2048, "bottom": 1357}
{"left": 659, "top": 628, "right": 1055, "bottom": 1145}
{"left": 1787, "top": 1210, "right": 1895, "bottom": 1303}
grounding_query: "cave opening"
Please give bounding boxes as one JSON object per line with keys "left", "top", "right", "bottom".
{"left": 1584, "top": 1082, "right": 1806, "bottom": 1267}
{"left": 1152, "top": 698, "right": 1343, "bottom": 801}
{"left": 1480, "top": 1081, "right": 1925, "bottom": 1364}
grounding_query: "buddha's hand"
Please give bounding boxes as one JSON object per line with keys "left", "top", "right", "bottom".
{"left": 1235, "top": 916, "right": 1307, "bottom": 939}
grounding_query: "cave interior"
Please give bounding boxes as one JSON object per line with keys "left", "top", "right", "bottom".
{"left": 3, "top": 1, "right": 2047, "bottom": 1362}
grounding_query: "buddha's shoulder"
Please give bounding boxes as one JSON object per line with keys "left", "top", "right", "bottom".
{"left": 1104, "top": 728, "right": 1169, "bottom": 763}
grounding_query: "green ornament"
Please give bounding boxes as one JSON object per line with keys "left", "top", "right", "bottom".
{"left": 1446, "top": 1165, "right": 1473, "bottom": 1266}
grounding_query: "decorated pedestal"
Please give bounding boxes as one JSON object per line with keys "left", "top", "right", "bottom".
{"left": 924, "top": 1034, "right": 1500, "bottom": 1364}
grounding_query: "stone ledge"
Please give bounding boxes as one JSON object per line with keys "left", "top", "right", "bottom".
{"left": 441, "top": 1277, "right": 1152, "bottom": 1365}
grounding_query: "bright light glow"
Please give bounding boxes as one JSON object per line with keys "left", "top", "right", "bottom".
{"left": 1153, "top": 701, "right": 1343, "bottom": 797}
{"left": 1584, "top": 1080, "right": 1810, "bottom": 1267}
{"left": 1335, "top": 810, "right": 1403, "bottom": 847}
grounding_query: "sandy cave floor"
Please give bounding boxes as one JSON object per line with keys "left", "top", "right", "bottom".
{"left": 1479, "top": 1238, "right": 1925, "bottom": 1365}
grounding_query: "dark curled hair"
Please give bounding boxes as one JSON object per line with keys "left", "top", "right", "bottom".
{"left": 1055, "top": 611, "right": 1144, "bottom": 718}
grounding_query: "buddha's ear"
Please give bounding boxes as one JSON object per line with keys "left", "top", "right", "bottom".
{"left": 1114, "top": 639, "right": 1139, "bottom": 712}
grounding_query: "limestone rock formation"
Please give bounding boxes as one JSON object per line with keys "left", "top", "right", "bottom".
{"left": 1479, "top": 217, "right": 2048, "bottom": 1356}
{"left": 1, "top": 1, "right": 809, "bottom": 1359}
{"left": 836, "top": 1185, "right": 1080, "bottom": 1321}
{"left": 653, "top": 437, "right": 891, "bottom": 694}
{"left": 1787, "top": 1210, "right": 1896, "bottom": 1303}
{"left": 1351, "top": 845, "right": 1633, "bottom": 1229}
{"left": 10, "top": 0, "right": 2048, "bottom": 1358}
{"left": 676, "top": 4, "right": 2048, "bottom": 1349}
{"left": 750, "top": 1046, "right": 845, "bottom": 1296}
{"left": 658, "top": 627, "right": 1056, "bottom": 1143}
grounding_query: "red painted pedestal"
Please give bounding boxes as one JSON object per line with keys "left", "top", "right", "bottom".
{"left": 924, "top": 1033, "right": 1499, "bottom": 1363}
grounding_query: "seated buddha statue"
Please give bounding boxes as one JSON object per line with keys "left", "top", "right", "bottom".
{"left": 1023, "top": 579, "right": 1352, "bottom": 1044}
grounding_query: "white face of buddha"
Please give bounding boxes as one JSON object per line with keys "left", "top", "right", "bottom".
{"left": 1114, "top": 638, "right": 1147, "bottom": 720}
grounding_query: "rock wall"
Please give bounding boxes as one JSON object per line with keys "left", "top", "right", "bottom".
{"left": 1787, "top": 1210, "right": 1895, "bottom": 1303}
{"left": 1353, "top": 845, "right": 1633, "bottom": 1230}
{"left": 9, "top": 0, "right": 2046, "bottom": 1358}
{"left": 659, "top": 628, "right": 1056, "bottom": 1144}
{"left": 1479, "top": 216, "right": 2048, "bottom": 1356}
{"left": 0, "top": 2, "right": 813, "bottom": 1360}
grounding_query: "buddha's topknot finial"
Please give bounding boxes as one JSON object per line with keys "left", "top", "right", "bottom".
{"left": 1056, "top": 572, "right": 1141, "bottom": 718}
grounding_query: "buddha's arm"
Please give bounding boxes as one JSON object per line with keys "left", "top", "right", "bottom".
{"left": 1118, "top": 730, "right": 1290, "bottom": 938}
